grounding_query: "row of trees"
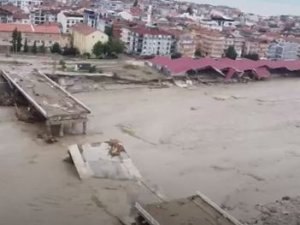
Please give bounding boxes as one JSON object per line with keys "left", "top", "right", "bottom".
{"left": 11, "top": 28, "right": 47, "bottom": 54}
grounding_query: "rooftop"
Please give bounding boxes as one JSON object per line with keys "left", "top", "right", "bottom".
{"left": 149, "top": 56, "right": 300, "bottom": 78}
{"left": 0, "top": 23, "right": 60, "bottom": 34}
{"left": 72, "top": 23, "right": 99, "bottom": 35}
{"left": 130, "top": 26, "right": 172, "bottom": 36}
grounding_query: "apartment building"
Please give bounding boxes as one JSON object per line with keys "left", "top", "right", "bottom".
{"left": 122, "top": 26, "right": 175, "bottom": 56}
{"left": 57, "top": 11, "right": 83, "bottom": 33}
{"left": 267, "top": 42, "right": 300, "bottom": 60}
{"left": 197, "top": 28, "right": 225, "bottom": 58}
{"left": 0, "top": 4, "right": 29, "bottom": 23}
{"left": 30, "top": 8, "right": 60, "bottom": 24}
{"left": 244, "top": 38, "right": 269, "bottom": 59}
{"left": 71, "top": 23, "right": 108, "bottom": 54}
{"left": 224, "top": 31, "right": 245, "bottom": 57}
{"left": 167, "top": 29, "right": 196, "bottom": 57}
{"left": 0, "top": 0, "right": 43, "bottom": 9}
{"left": 83, "top": 9, "right": 111, "bottom": 32}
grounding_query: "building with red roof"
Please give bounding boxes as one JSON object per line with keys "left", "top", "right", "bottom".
{"left": 148, "top": 56, "right": 300, "bottom": 81}
{"left": 0, "top": 23, "right": 64, "bottom": 52}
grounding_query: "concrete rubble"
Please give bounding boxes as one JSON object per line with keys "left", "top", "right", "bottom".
{"left": 68, "top": 140, "right": 142, "bottom": 181}
{"left": 253, "top": 196, "right": 300, "bottom": 225}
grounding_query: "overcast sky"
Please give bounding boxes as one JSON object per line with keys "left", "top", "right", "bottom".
{"left": 186, "top": 0, "right": 300, "bottom": 16}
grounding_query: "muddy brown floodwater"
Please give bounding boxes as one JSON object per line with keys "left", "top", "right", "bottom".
{"left": 1, "top": 78, "right": 300, "bottom": 224}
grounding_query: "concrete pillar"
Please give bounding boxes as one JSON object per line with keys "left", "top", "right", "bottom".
{"left": 82, "top": 121, "right": 87, "bottom": 134}
{"left": 46, "top": 121, "right": 52, "bottom": 136}
{"left": 71, "top": 122, "right": 76, "bottom": 133}
{"left": 59, "top": 123, "right": 64, "bottom": 137}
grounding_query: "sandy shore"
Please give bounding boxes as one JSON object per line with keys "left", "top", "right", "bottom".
{"left": 1, "top": 78, "right": 300, "bottom": 224}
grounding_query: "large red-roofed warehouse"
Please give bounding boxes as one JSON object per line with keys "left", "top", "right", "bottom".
{"left": 148, "top": 56, "right": 300, "bottom": 81}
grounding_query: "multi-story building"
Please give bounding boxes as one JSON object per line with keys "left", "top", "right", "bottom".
{"left": 224, "top": 31, "right": 245, "bottom": 57}
{"left": 83, "top": 9, "right": 112, "bottom": 32}
{"left": 167, "top": 29, "right": 196, "bottom": 57}
{"left": 0, "top": 3, "right": 29, "bottom": 23}
{"left": 30, "top": 8, "right": 60, "bottom": 24}
{"left": 197, "top": 28, "right": 225, "bottom": 58}
{"left": 0, "top": 23, "right": 64, "bottom": 51}
{"left": 0, "top": 6, "right": 14, "bottom": 23}
{"left": 267, "top": 41, "right": 300, "bottom": 60}
{"left": 0, "top": 0, "right": 43, "bottom": 9}
{"left": 122, "top": 25, "right": 175, "bottom": 56}
{"left": 243, "top": 38, "right": 269, "bottom": 59}
{"left": 57, "top": 11, "right": 83, "bottom": 33}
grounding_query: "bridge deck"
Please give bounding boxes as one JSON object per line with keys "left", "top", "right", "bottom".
{"left": 2, "top": 69, "right": 90, "bottom": 121}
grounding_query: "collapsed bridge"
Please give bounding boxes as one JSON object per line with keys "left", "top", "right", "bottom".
{"left": 1, "top": 69, "right": 91, "bottom": 137}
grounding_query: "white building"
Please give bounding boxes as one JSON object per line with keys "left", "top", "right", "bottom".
{"left": 122, "top": 26, "right": 175, "bottom": 56}
{"left": 57, "top": 11, "right": 83, "bottom": 33}
{"left": 0, "top": 0, "right": 43, "bottom": 9}
{"left": 267, "top": 42, "right": 300, "bottom": 60}
{"left": 30, "top": 8, "right": 60, "bottom": 24}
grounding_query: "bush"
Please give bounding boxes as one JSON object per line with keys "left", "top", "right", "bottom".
{"left": 89, "top": 66, "right": 97, "bottom": 73}
{"left": 51, "top": 42, "right": 61, "bottom": 54}
{"left": 82, "top": 52, "right": 91, "bottom": 59}
{"left": 244, "top": 53, "right": 260, "bottom": 61}
{"left": 62, "top": 47, "right": 79, "bottom": 56}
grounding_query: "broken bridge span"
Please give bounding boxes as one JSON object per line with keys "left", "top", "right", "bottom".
{"left": 1, "top": 69, "right": 91, "bottom": 136}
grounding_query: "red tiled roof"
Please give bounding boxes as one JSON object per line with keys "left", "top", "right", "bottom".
{"left": 0, "top": 23, "right": 60, "bottom": 34}
{"left": 35, "top": 24, "right": 60, "bottom": 34}
{"left": 130, "top": 26, "right": 172, "bottom": 36}
{"left": 130, "top": 6, "right": 143, "bottom": 17}
{"left": 149, "top": 56, "right": 300, "bottom": 79}
{"left": 1, "top": 3, "right": 21, "bottom": 14}
{"left": 13, "top": 12, "right": 29, "bottom": 20}
{"left": 71, "top": 23, "right": 98, "bottom": 35}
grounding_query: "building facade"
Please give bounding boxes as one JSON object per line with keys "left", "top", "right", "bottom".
{"left": 0, "top": 23, "right": 63, "bottom": 51}
{"left": 200, "top": 30, "right": 225, "bottom": 58}
{"left": 0, "top": 0, "right": 42, "bottom": 9}
{"left": 30, "top": 8, "right": 60, "bottom": 24}
{"left": 57, "top": 11, "right": 83, "bottom": 33}
{"left": 71, "top": 23, "right": 108, "bottom": 54}
{"left": 267, "top": 42, "right": 300, "bottom": 60}
{"left": 122, "top": 26, "right": 175, "bottom": 56}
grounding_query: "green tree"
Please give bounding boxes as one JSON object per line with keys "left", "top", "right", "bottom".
{"left": 31, "top": 41, "right": 37, "bottom": 54}
{"left": 93, "top": 41, "right": 105, "bottom": 57}
{"left": 243, "top": 53, "right": 260, "bottom": 61}
{"left": 225, "top": 45, "right": 238, "bottom": 60}
{"left": 11, "top": 28, "right": 18, "bottom": 52}
{"left": 39, "top": 41, "right": 46, "bottom": 53}
{"left": 194, "top": 49, "right": 202, "bottom": 58}
{"left": 104, "top": 26, "right": 113, "bottom": 37}
{"left": 16, "top": 31, "right": 22, "bottom": 52}
{"left": 51, "top": 42, "right": 61, "bottom": 54}
{"left": 107, "top": 38, "right": 124, "bottom": 55}
{"left": 23, "top": 38, "right": 29, "bottom": 53}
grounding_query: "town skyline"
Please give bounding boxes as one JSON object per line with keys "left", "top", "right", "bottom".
{"left": 183, "top": 0, "right": 300, "bottom": 16}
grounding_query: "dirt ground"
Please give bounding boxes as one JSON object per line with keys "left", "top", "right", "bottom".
{"left": 1, "top": 54, "right": 300, "bottom": 224}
